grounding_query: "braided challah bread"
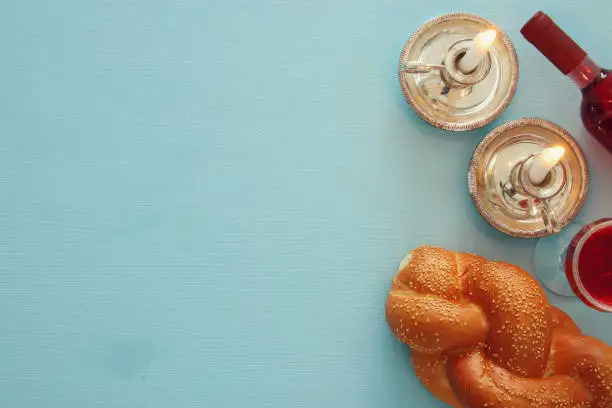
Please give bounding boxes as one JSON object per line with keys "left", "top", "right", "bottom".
{"left": 386, "top": 246, "right": 612, "bottom": 408}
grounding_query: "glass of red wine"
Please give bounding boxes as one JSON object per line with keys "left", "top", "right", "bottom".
{"left": 534, "top": 218, "right": 612, "bottom": 312}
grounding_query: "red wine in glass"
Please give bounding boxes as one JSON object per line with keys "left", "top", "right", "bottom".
{"left": 534, "top": 219, "right": 612, "bottom": 312}
{"left": 522, "top": 12, "right": 612, "bottom": 155}
{"left": 565, "top": 219, "right": 612, "bottom": 311}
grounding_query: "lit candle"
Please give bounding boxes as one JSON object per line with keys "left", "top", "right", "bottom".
{"left": 458, "top": 29, "right": 497, "bottom": 74}
{"left": 528, "top": 146, "right": 565, "bottom": 185}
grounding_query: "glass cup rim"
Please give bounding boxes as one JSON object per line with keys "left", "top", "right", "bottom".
{"left": 568, "top": 218, "right": 612, "bottom": 312}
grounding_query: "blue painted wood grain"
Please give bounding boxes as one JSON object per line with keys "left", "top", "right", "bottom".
{"left": 1, "top": 1, "right": 611, "bottom": 407}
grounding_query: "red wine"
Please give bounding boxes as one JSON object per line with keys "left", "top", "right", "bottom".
{"left": 565, "top": 219, "right": 612, "bottom": 312}
{"left": 582, "top": 69, "right": 612, "bottom": 153}
{"left": 522, "top": 12, "right": 612, "bottom": 155}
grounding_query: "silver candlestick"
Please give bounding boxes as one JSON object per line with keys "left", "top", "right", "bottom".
{"left": 468, "top": 118, "right": 590, "bottom": 238}
{"left": 399, "top": 13, "right": 518, "bottom": 131}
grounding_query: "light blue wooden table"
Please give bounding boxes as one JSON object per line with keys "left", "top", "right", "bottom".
{"left": 1, "top": 1, "right": 611, "bottom": 407}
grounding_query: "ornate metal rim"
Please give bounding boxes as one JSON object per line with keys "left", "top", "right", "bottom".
{"left": 468, "top": 117, "right": 590, "bottom": 238}
{"left": 398, "top": 12, "right": 519, "bottom": 131}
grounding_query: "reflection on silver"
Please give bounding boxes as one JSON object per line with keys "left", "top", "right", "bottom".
{"left": 505, "top": 154, "right": 567, "bottom": 234}
{"left": 399, "top": 13, "right": 518, "bottom": 131}
{"left": 468, "top": 118, "right": 589, "bottom": 239}
{"left": 399, "top": 63, "right": 445, "bottom": 74}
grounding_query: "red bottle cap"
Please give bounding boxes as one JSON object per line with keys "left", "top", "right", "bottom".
{"left": 521, "top": 11, "right": 587, "bottom": 75}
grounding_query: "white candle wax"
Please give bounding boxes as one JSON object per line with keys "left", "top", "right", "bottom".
{"left": 458, "top": 30, "right": 497, "bottom": 74}
{"left": 528, "top": 146, "right": 565, "bottom": 185}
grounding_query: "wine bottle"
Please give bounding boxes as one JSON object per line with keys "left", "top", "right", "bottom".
{"left": 522, "top": 11, "right": 612, "bottom": 155}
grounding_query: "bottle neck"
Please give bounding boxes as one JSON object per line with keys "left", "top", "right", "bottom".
{"left": 567, "top": 56, "right": 602, "bottom": 89}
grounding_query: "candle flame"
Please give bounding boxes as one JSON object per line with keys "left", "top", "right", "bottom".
{"left": 528, "top": 145, "right": 566, "bottom": 185}
{"left": 474, "top": 29, "right": 497, "bottom": 51}
{"left": 543, "top": 146, "right": 565, "bottom": 164}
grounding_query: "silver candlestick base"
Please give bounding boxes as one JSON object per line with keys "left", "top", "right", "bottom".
{"left": 468, "top": 118, "right": 589, "bottom": 238}
{"left": 399, "top": 13, "right": 518, "bottom": 131}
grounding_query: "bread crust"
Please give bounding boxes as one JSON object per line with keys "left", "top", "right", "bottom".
{"left": 386, "top": 246, "right": 612, "bottom": 408}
